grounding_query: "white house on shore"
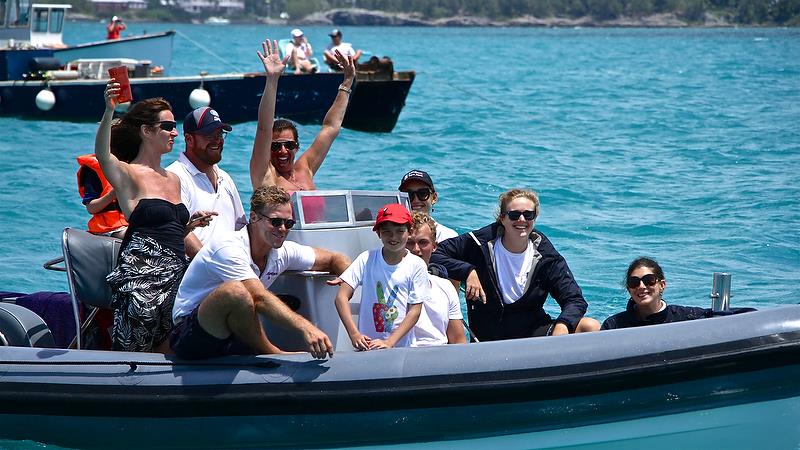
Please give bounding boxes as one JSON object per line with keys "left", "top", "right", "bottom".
{"left": 171, "top": 0, "right": 244, "bottom": 15}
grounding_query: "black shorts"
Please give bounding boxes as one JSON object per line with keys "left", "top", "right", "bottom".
{"left": 170, "top": 308, "right": 256, "bottom": 359}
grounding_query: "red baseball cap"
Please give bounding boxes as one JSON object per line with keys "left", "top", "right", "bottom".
{"left": 373, "top": 203, "right": 412, "bottom": 231}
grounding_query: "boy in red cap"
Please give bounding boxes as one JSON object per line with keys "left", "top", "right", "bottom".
{"left": 334, "top": 203, "right": 431, "bottom": 350}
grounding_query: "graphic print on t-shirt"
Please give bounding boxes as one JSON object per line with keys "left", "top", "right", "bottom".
{"left": 373, "top": 281, "right": 400, "bottom": 333}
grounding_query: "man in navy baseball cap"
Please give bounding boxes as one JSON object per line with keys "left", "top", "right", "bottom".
{"left": 166, "top": 106, "right": 246, "bottom": 258}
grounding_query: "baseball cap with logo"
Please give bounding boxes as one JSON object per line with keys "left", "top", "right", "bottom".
{"left": 373, "top": 203, "right": 413, "bottom": 231}
{"left": 183, "top": 107, "right": 232, "bottom": 135}
{"left": 398, "top": 169, "right": 435, "bottom": 191}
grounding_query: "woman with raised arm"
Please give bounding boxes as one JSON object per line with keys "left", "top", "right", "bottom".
{"left": 95, "top": 81, "right": 207, "bottom": 353}
{"left": 249, "top": 47, "right": 356, "bottom": 193}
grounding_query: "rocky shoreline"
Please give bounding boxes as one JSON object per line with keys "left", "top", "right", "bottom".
{"left": 72, "top": 7, "right": 745, "bottom": 27}
{"left": 298, "top": 8, "right": 735, "bottom": 28}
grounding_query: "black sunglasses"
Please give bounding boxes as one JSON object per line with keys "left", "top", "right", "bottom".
{"left": 271, "top": 140, "right": 299, "bottom": 152}
{"left": 627, "top": 274, "right": 659, "bottom": 289}
{"left": 404, "top": 188, "right": 432, "bottom": 202}
{"left": 505, "top": 210, "right": 536, "bottom": 221}
{"left": 152, "top": 120, "right": 177, "bottom": 132}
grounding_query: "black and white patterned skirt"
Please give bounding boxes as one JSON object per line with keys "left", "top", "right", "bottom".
{"left": 107, "top": 232, "right": 188, "bottom": 352}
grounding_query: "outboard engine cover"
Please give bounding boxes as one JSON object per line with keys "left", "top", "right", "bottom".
{"left": 0, "top": 303, "right": 55, "bottom": 348}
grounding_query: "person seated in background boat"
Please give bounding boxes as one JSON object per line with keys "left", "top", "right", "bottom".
{"left": 76, "top": 153, "right": 128, "bottom": 239}
{"left": 398, "top": 170, "right": 458, "bottom": 243}
{"left": 323, "top": 29, "right": 362, "bottom": 71}
{"left": 95, "top": 83, "right": 211, "bottom": 353}
{"left": 430, "top": 188, "right": 600, "bottom": 342}
{"left": 249, "top": 40, "right": 355, "bottom": 215}
{"left": 406, "top": 212, "right": 467, "bottom": 346}
{"left": 286, "top": 29, "right": 316, "bottom": 75}
{"left": 170, "top": 185, "right": 350, "bottom": 359}
{"left": 601, "top": 257, "right": 756, "bottom": 330}
{"left": 106, "top": 16, "right": 126, "bottom": 40}
{"left": 333, "top": 204, "right": 429, "bottom": 350}
{"left": 166, "top": 106, "right": 246, "bottom": 259}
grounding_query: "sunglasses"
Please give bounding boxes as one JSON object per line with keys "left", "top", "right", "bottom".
{"left": 152, "top": 120, "right": 177, "bottom": 132}
{"left": 404, "top": 188, "right": 432, "bottom": 202}
{"left": 505, "top": 210, "right": 536, "bottom": 221}
{"left": 271, "top": 140, "right": 299, "bottom": 152}
{"left": 626, "top": 274, "right": 659, "bottom": 289}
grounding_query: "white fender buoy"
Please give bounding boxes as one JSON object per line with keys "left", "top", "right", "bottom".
{"left": 189, "top": 88, "right": 210, "bottom": 109}
{"left": 35, "top": 89, "right": 56, "bottom": 111}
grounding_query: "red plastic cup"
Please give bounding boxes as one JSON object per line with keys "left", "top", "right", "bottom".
{"left": 107, "top": 66, "right": 132, "bottom": 103}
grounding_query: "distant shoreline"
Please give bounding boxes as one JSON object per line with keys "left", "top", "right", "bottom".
{"left": 71, "top": 8, "right": 795, "bottom": 28}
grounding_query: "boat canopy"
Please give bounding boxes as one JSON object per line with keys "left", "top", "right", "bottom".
{"left": 1, "top": 2, "right": 70, "bottom": 48}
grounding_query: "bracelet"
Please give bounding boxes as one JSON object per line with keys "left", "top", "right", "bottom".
{"left": 338, "top": 84, "right": 352, "bottom": 94}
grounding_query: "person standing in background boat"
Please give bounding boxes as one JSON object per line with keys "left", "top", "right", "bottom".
{"left": 76, "top": 153, "right": 128, "bottom": 238}
{"left": 334, "top": 204, "right": 429, "bottom": 350}
{"left": 431, "top": 188, "right": 600, "bottom": 342}
{"left": 166, "top": 106, "right": 246, "bottom": 258}
{"left": 406, "top": 212, "right": 467, "bottom": 346}
{"left": 601, "top": 257, "right": 755, "bottom": 330}
{"left": 398, "top": 170, "right": 458, "bottom": 243}
{"left": 286, "top": 28, "right": 316, "bottom": 74}
{"left": 95, "top": 83, "right": 211, "bottom": 353}
{"left": 170, "top": 185, "right": 348, "bottom": 359}
{"left": 106, "top": 16, "right": 125, "bottom": 40}
{"left": 249, "top": 41, "right": 355, "bottom": 193}
{"left": 323, "top": 29, "right": 362, "bottom": 71}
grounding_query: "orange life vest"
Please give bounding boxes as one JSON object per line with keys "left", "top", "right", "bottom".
{"left": 76, "top": 154, "right": 128, "bottom": 234}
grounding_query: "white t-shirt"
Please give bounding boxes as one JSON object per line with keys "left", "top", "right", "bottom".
{"left": 325, "top": 42, "right": 356, "bottom": 57}
{"left": 412, "top": 275, "right": 463, "bottom": 347}
{"left": 340, "top": 248, "right": 430, "bottom": 347}
{"left": 166, "top": 152, "right": 247, "bottom": 245}
{"left": 493, "top": 239, "right": 536, "bottom": 305}
{"left": 259, "top": 240, "right": 316, "bottom": 289}
{"left": 434, "top": 220, "right": 458, "bottom": 242}
{"left": 173, "top": 228, "right": 316, "bottom": 321}
{"left": 285, "top": 41, "right": 311, "bottom": 61}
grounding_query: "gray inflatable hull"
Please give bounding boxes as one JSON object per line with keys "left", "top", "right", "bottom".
{"left": 1, "top": 306, "right": 799, "bottom": 449}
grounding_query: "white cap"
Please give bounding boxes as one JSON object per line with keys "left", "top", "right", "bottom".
{"left": 112, "top": 15, "right": 119, "bottom": 21}
{"left": 291, "top": 28, "right": 303, "bottom": 38}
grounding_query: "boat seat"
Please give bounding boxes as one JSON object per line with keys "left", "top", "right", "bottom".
{"left": 277, "top": 39, "right": 320, "bottom": 74}
{"left": 61, "top": 228, "right": 122, "bottom": 349}
{"left": 0, "top": 303, "right": 55, "bottom": 348}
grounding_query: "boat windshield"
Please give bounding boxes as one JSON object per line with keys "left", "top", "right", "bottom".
{"left": 291, "top": 190, "right": 410, "bottom": 229}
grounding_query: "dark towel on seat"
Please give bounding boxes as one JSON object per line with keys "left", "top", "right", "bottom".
{"left": 15, "top": 291, "right": 76, "bottom": 348}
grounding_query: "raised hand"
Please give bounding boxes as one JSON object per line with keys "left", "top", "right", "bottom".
{"left": 257, "top": 39, "right": 288, "bottom": 76}
{"left": 333, "top": 49, "right": 356, "bottom": 84}
{"left": 103, "top": 80, "right": 120, "bottom": 110}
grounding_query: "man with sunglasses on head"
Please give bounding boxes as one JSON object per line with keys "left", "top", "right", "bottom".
{"left": 170, "top": 185, "right": 350, "bottom": 360}
{"left": 431, "top": 188, "right": 600, "bottom": 342}
{"left": 166, "top": 106, "right": 247, "bottom": 259}
{"left": 249, "top": 39, "right": 356, "bottom": 194}
{"left": 398, "top": 170, "right": 458, "bottom": 243}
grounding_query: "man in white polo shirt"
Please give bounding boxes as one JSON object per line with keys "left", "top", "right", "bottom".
{"left": 170, "top": 185, "right": 351, "bottom": 359}
{"left": 167, "top": 106, "right": 247, "bottom": 258}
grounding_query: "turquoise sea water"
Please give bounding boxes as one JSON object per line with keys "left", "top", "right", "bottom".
{"left": 1, "top": 24, "right": 799, "bottom": 321}
{"left": 0, "top": 23, "right": 799, "bottom": 450}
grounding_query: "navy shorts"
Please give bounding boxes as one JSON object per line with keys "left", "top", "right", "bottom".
{"left": 170, "top": 308, "right": 256, "bottom": 359}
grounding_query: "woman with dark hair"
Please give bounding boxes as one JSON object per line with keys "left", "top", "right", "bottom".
{"left": 95, "top": 80, "right": 207, "bottom": 352}
{"left": 601, "top": 257, "right": 754, "bottom": 330}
